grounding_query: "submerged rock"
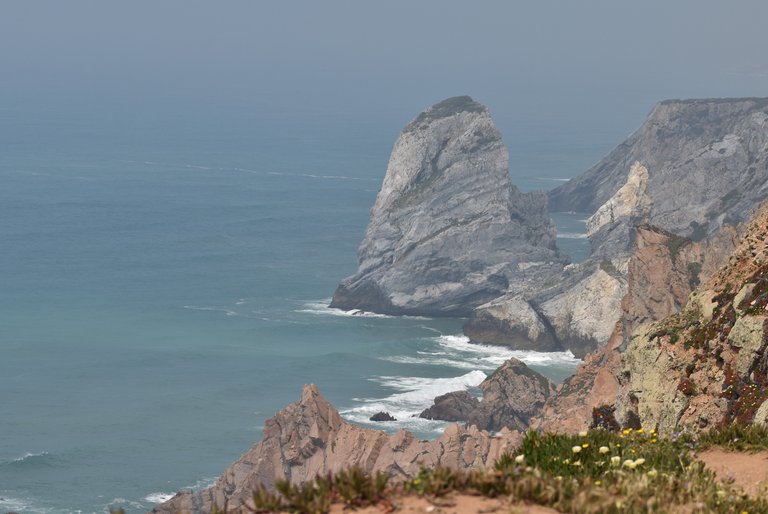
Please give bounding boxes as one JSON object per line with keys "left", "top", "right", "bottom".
{"left": 331, "top": 96, "right": 564, "bottom": 317}
{"left": 369, "top": 411, "right": 396, "bottom": 422}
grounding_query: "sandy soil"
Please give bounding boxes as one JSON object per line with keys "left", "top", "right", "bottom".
{"left": 328, "top": 493, "right": 560, "bottom": 514}
{"left": 698, "top": 448, "right": 768, "bottom": 496}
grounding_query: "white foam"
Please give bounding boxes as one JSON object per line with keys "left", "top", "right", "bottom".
{"left": 183, "top": 305, "right": 238, "bottom": 316}
{"left": 296, "top": 299, "right": 428, "bottom": 319}
{"left": 340, "top": 370, "right": 486, "bottom": 425}
{"left": 436, "top": 335, "right": 581, "bottom": 367}
{"left": 11, "top": 451, "right": 49, "bottom": 463}
{"left": 556, "top": 232, "right": 588, "bottom": 239}
{"left": 144, "top": 492, "right": 175, "bottom": 504}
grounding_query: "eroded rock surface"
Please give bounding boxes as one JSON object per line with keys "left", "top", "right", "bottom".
{"left": 616, "top": 202, "right": 768, "bottom": 434}
{"left": 534, "top": 221, "right": 741, "bottom": 433}
{"left": 155, "top": 385, "right": 522, "bottom": 514}
{"left": 331, "top": 96, "right": 564, "bottom": 316}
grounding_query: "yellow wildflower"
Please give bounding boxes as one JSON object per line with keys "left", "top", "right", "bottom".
{"left": 572, "top": 446, "right": 582, "bottom": 454}
{"left": 599, "top": 446, "right": 609, "bottom": 454}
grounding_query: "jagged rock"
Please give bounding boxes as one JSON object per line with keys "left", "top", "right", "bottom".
{"left": 331, "top": 96, "right": 564, "bottom": 317}
{"left": 727, "top": 315, "right": 768, "bottom": 376}
{"left": 538, "top": 266, "right": 627, "bottom": 357}
{"left": 155, "top": 384, "right": 522, "bottom": 514}
{"left": 419, "top": 391, "right": 480, "bottom": 421}
{"left": 469, "top": 358, "right": 556, "bottom": 431}
{"left": 420, "top": 358, "right": 555, "bottom": 432}
{"left": 369, "top": 411, "right": 397, "bottom": 422}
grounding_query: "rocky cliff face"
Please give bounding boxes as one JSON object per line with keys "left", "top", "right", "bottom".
{"left": 534, "top": 221, "right": 741, "bottom": 433}
{"left": 156, "top": 385, "right": 522, "bottom": 514}
{"left": 420, "top": 357, "right": 555, "bottom": 431}
{"left": 551, "top": 98, "right": 768, "bottom": 249}
{"left": 331, "top": 96, "right": 564, "bottom": 316}
{"left": 466, "top": 97, "right": 768, "bottom": 353}
{"left": 615, "top": 202, "right": 768, "bottom": 434}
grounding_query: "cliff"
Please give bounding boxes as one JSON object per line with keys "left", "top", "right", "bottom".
{"left": 331, "top": 96, "right": 564, "bottom": 316}
{"left": 155, "top": 385, "right": 521, "bottom": 514}
{"left": 534, "top": 220, "right": 741, "bottom": 433}
{"left": 615, "top": 201, "right": 768, "bottom": 433}
{"left": 467, "top": 97, "right": 768, "bottom": 353}
{"left": 550, "top": 98, "right": 768, "bottom": 254}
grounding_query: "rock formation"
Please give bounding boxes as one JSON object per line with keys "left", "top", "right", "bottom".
{"left": 615, "top": 202, "right": 768, "bottom": 434}
{"left": 419, "top": 390, "right": 479, "bottom": 422}
{"left": 550, "top": 98, "right": 768, "bottom": 252}
{"left": 155, "top": 385, "right": 521, "bottom": 514}
{"left": 420, "top": 357, "right": 555, "bottom": 432}
{"left": 534, "top": 220, "right": 742, "bottom": 433}
{"left": 331, "top": 96, "right": 565, "bottom": 317}
{"left": 467, "top": 97, "right": 768, "bottom": 353}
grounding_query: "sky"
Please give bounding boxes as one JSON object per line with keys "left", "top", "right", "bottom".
{"left": 2, "top": 0, "right": 767, "bottom": 134}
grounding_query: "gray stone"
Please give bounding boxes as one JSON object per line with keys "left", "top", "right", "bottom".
{"left": 419, "top": 391, "right": 479, "bottom": 421}
{"left": 331, "top": 96, "right": 564, "bottom": 316}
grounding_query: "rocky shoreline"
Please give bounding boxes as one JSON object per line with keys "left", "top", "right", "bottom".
{"left": 156, "top": 96, "right": 768, "bottom": 513}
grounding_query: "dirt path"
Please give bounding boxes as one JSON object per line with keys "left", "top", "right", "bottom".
{"left": 698, "top": 448, "right": 768, "bottom": 496}
{"left": 328, "top": 493, "right": 560, "bottom": 514}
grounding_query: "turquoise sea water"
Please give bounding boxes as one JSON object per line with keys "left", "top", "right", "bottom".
{"left": 0, "top": 101, "right": 612, "bottom": 513}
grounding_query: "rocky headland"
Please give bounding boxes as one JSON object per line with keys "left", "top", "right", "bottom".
{"left": 157, "top": 96, "right": 768, "bottom": 512}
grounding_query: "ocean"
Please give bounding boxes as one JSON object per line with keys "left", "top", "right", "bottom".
{"left": 0, "top": 100, "right": 615, "bottom": 513}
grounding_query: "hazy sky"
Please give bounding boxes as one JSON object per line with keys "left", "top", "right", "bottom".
{"left": 2, "top": 1, "right": 767, "bottom": 131}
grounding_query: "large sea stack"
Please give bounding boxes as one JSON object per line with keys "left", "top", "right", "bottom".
{"left": 331, "top": 96, "right": 564, "bottom": 316}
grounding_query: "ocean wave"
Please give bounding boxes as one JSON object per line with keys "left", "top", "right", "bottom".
{"left": 183, "top": 305, "right": 238, "bottom": 316}
{"left": 0, "top": 496, "right": 52, "bottom": 514}
{"left": 556, "top": 232, "right": 588, "bottom": 239}
{"left": 1, "top": 451, "right": 56, "bottom": 469}
{"left": 144, "top": 492, "right": 175, "bottom": 504}
{"left": 295, "top": 299, "right": 428, "bottom": 319}
{"left": 340, "top": 370, "right": 486, "bottom": 426}
{"left": 436, "top": 335, "right": 580, "bottom": 367}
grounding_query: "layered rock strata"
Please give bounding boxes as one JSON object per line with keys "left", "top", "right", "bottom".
{"left": 420, "top": 357, "right": 555, "bottom": 431}
{"left": 156, "top": 385, "right": 522, "bottom": 514}
{"left": 331, "top": 96, "right": 564, "bottom": 317}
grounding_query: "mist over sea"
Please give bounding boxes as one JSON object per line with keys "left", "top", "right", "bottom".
{"left": 1, "top": 101, "right": 613, "bottom": 513}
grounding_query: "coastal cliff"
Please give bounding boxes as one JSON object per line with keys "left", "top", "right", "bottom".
{"left": 331, "top": 96, "right": 564, "bottom": 317}
{"left": 615, "top": 201, "right": 768, "bottom": 433}
{"left": 551, "top": 98, "right": 768, "bottom": 251}
{"left": 467, "top": 97, "right": 768, "bottom": 352}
